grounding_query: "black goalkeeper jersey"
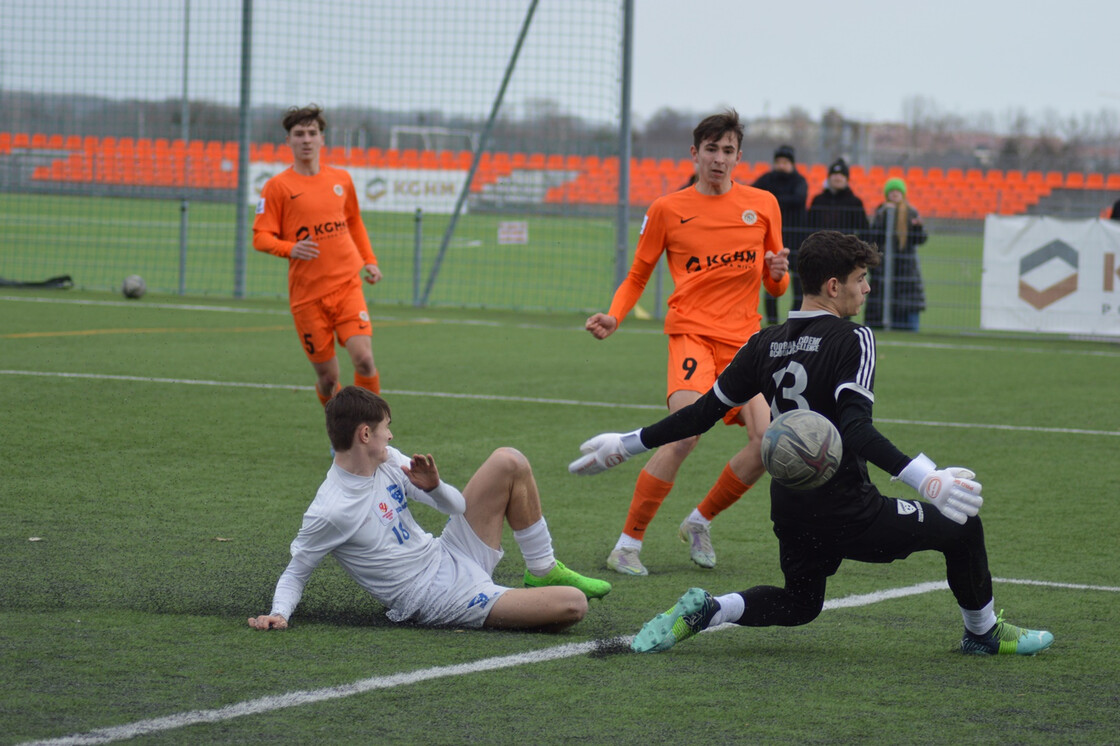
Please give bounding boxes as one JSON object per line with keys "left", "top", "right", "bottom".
{"left": 642, "top": 310, "right": 912, "bottom": 532}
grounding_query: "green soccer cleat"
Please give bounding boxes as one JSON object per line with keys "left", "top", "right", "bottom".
{"left": 524, "top": 560, "right": 612, "bottom": 599}
{"left": 631, "top": 587, "right": 719, "bottom": 653}
{"left": 679, "top": 517, "right": 716, "bottom": 568}
{"left": 960, "top": 610, "right": 1054, "bottom": 656}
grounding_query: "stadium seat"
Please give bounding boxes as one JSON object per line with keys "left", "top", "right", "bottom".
{"left": 1085, "top": 173, "right": 1104, "bottom": 188}
{"left": 1106, "top": 174, "right": 1120, "bottom": 189}
{"left": 1065, "top": 173, "right": 1085, "bottom": 188}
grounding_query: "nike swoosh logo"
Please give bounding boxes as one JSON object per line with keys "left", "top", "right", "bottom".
{"left": 680, "top": 216, "right": 698, "bottom": 223}
{"left": 290, "top": 193, "right": 303, "bottom": 199}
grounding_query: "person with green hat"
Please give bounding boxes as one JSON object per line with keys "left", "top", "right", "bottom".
{"left": 865, "top": 177, "right": 928, "bottom": 330}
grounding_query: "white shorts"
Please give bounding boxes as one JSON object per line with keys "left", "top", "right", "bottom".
{"left": 386, "top": 514, "right": 509, "bottom": 628}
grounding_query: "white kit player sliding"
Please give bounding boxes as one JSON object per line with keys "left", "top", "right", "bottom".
{"left": 569, "top": 230, "right": 1053, "bottom": 657}
{"left": 249, "top": 386, "right": 610, "bottom": 632}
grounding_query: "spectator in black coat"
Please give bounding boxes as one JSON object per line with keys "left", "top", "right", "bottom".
{"left": 865, "top": 177, "right": 928, "bottom": 330}
{"left": 1110, "top": 198, "right": 1120, "bottom": 220}
{"left": 752, "top": 144, "right": 809, "bottom": 323}
{"left": 808, "top": 158, "right": 870, "bottom": 240}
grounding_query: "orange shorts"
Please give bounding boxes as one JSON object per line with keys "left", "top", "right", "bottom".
{"left": 290, "top": 279, "right": 372, "bottom": 363}
{"left": 666, "top": 334, "right": 746, "bottom": 426}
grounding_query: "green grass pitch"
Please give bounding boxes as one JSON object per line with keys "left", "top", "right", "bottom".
{"left": 1, "top": 289, "right": 1118, "bottom": 744}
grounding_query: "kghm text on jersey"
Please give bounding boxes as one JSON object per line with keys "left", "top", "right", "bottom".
{"left": 769, "top": 336, "right": 823, "bottom": 357}
{"left": 684, "top": 249, "right": 757, "bottom": 273}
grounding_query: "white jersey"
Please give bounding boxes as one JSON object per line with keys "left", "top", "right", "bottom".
{"left": 270, "top": 446, "right": 465, "bottom": 622}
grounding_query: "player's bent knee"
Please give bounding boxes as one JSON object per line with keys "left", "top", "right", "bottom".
{"left": 487, "top": 446, "right": 530, "bottom": 475}
{"left": 557, "top": 589, "right": 589, "bottom": 624}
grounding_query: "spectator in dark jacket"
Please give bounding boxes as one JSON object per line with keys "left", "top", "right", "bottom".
{"left": 808, "top": 158, "right": 870, "bottom": 239}
{"left": 752, "top": 144, "right": 809, "bottom": 323}
{"left": 1111, "top": 198, "right": 1120, "bottom": 220}
{"left": 865, "top": 177, "right": 928, "bottom": 331}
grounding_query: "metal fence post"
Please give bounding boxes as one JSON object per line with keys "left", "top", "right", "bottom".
{"left": 882, "top": 203, "right": 895, "bottom": 330}
{"left": 413, "top": 208, "right": 422, "bottom": 307}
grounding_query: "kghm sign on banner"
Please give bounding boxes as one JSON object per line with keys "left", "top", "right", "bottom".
{"left": 982, "top": 216, "right": 1120, "bottom": 336}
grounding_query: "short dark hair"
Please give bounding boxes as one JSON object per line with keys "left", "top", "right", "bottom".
{"left": 693, "top": 109, "right": 743, "bottom": 150}
{"left": 798, "top": 231, "right": 881, "bottom": 296}
{"left": 282, "top": 105, "right": 327, "bottom": 133}
{"left": 325, "top": 386, "right": 391, "bottom": 452}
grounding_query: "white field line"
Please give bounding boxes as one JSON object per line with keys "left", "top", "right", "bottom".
{"left": 2, "top": 369, "right": 1119, "bottom": 437}
{"left": 3, "top": 294, "right": 1120, "bottom": 357}
{"left": 19, "top": 577, "right": 1120, "bottom": 746}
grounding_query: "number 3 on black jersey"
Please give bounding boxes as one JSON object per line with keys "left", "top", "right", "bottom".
{"left": 770, "top": 361, "right": 810, "bottom": 416}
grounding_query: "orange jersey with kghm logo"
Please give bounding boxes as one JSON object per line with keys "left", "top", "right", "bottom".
{"left": 608, "top": 182, "right": 788, "bottom": 345}
{"left": 252, "top": 165, "right": 377, "bottom": 307}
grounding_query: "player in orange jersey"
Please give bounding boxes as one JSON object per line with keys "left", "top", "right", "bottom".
{"left": 584, "top": 109, "right": 790, "bottom": 575}
{"left": 253, "top": 105, "right": 384, "bottom": 412}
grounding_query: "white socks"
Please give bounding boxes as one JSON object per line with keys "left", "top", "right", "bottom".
{"left": 961, "top": 599, "right": 998, "bottom": 635}
{"left": 686, "top": 508, "right": 710, "bottom": 526}
{"left": 615, "top": 534, "right": 642, "bottom": 552}
{"left": 711, "top": 592, "right": 745, "bottom": 626}
{"left": 514, "top": 517, "right": 556, "bottom": 576}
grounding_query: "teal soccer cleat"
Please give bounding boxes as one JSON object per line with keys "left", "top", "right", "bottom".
{"left": 631, "top": 587, "right": 719, "bottom": 653}
{"left": 960, "top": 610, "right": 1054, "bottom": 656}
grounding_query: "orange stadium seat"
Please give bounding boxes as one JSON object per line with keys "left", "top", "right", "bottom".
{"left": 1106, "top": 174, "right": 1120, "bottom": 189}
{"left": 1065, "top": 173, "right": 1085, "bottom": 188}
{"left": 1085, "top": 173, "right": 1104, "bottom": 188}
{"left": 13, "top": 133, "right": 31, "bottom": 148}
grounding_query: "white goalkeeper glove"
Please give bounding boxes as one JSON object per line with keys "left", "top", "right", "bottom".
{"left": 894, "top": 453, "right": 983, "bottom": 525}
{"left": 568, "top": 429, "right": 648, "bottom": 476}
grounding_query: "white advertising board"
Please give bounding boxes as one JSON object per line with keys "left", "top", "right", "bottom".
{"left": 981, "top": 215, "right": 1120, "bottom": 336}
{"left": 250, "top": 163, "right": 467, "bottom": 214}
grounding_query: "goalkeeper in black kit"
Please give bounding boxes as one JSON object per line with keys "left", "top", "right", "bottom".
{"left": 570, "top": 230, "right": 1054, "bottom": 657}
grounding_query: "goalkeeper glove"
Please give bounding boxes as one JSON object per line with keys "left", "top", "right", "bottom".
{"left": 568, "top": 429, "right": 648, "bottom": 476}
{"left": 894, "top": 453, "right": 983, "bottom": 525}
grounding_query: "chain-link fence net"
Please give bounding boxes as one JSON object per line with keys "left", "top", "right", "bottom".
{"left": 0, "top": 0, "right": 624, "bottom": 310}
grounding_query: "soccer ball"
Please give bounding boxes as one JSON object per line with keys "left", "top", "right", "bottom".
{"left": 760, "top": 409, "right": 843, "bottom": 490}
{"left": 122, "top": 275, "right": 146, "bottom": 299}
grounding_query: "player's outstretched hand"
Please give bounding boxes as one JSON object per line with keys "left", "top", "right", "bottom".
{"left": 585, "top": 313, "right": 618, "bottom": 340}
{"left": 248, "top": 614, "right": 288, "bottom": 630}
{"left": 896, "top": 454, "right": 982, "bottom": 525}
{"left": 403, "top": 454, "right": 440, "bottom": 491}
{"left": 568, "top": 429, "right": 647, "bottom": 476}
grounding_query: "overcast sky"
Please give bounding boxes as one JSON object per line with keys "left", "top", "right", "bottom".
{"left": 3, "top": 0, "right": 1118, "bottom": 131}
{"left": 630, "top": 0, "right": 1120, "bottom": 126}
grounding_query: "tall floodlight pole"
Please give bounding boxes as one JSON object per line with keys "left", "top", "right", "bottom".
{"left": 233, "top": 0, "right": 253, "bottom": 298}
{"left": 615, "top": 0, "right": 634, "bottom": 289}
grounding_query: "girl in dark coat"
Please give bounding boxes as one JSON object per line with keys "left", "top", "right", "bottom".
{"left": 865, "top": 177, "right": 928, "bottom": 330}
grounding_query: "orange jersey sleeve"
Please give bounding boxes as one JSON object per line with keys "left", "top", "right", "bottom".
{"left": 252, "top": 166, "right": 376, "bottom": 306}
{"left": 618, "top": 183, "right": 785, "bottom": 345}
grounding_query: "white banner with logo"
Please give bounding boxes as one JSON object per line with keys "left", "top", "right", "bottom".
{"left": 981, "top": 215, "right": 1120, "bottom": 336}
{"left": 249, "top": 163, "right": 468, "bottom": 214}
